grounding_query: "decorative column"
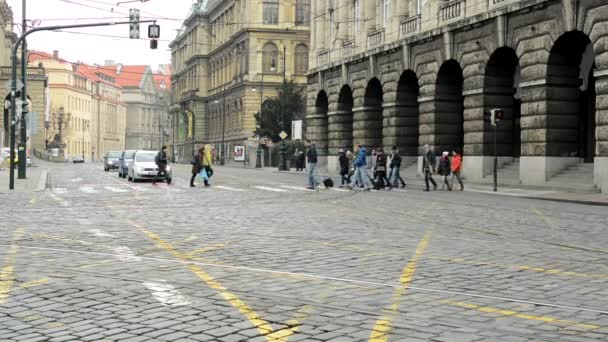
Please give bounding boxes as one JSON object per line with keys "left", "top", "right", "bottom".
{"left": 352, "top": 106, "right": 382, "bottom": 149}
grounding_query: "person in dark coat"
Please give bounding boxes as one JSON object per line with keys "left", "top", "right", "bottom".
{"left": 153, "top": 145, "right": 169, "bottom": 185}
{"left": 190, "top": 147, "right": 204, "bottom": 187}
{"left": 374, "top": 150, "right": 391, "bottom": 190}
{"left": 388, "top": 146, "right": 406, "bottom": 188}
{"left": 437, "top": 151, "right": 452, "bottom": 191}
{"left": 423, "top": 144, "right": 438, "bottom": 191}
{"left": 338, "top": 149, "right": 350, "bottom": 186}
{"left": 306, "top": 140, "right": 318, "bottom": 189}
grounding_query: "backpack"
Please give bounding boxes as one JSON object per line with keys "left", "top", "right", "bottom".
{"left": 323, "top": 178, "right": 334, "bottom": 188}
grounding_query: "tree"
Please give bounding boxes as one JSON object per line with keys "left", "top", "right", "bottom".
{"left": 254, "top": 80, "right": 305, "bottom": 142}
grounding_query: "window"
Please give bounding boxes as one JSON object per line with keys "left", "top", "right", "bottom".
{"left": 294, "top": 45, "right": 309, "bottom": 74}
{"left": 263, "top": 0, "right": 279, "bottom": 24}
{"left": 383, "top": 0, "right": 391, "bottom": 28}
{"left": 329, "top": 10, "right": 335, "bottom": 41}
{"left": 353, "top": 0, "right": 361, "bottom": 35}
{"left": 262, "top": 43, "right": 278, "bottom": 73}
{"left": 295, "top": 0, "right": 310, "bottom": 25}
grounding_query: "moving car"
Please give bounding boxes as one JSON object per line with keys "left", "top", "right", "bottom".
{"left": 103, "top": 151, "right": 121, "bottom": 171}
{"left": 72, "top": 156, "right": 85, "bottom": 163}
{"left": 128, "top": 150, "right": 172, "bottom": 184}
{"left": 117, "top": 150, "right": 136, "bottom": 178}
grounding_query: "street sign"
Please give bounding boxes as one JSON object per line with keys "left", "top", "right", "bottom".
{"left": 148, "top": 24, "right": 160, "bottom": 39}
{"left": 279, "top": 131, "right": 288, "bottom": 140}
{"left": 291, "top": 120, "right": 302, "bottom": 140}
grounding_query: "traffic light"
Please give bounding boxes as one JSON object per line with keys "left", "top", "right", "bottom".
{"left": 490, "top": 108, "right": 504, "bottom": 126}
{"left": 129, "top": 9, "right": 140, "bottom": 39}
{"left": 150, "top": 39, "right": 158, "bottom": 49}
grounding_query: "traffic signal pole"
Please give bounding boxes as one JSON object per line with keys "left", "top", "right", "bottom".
{"left": 8, "top": 19, "right": 156, "bottom": 190}
{"left": 18, "top": 0, "right": 27, "bottom": 179}
{"left": 493, "top": 123, "right": 498, "bottom": 192}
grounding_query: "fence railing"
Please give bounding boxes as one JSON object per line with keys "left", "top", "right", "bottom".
{"left": 367, "top": 28, "right": 385, "bottom": 49}
{"left": 440, "top": 0, "right": 466, "bottom": 22}
{"left": 342, "top": 41, "right": 354, "bottom": 57}
{"left": 400, "top": 15, "right": 421, "bottom": 37}
{"left": 0, "top": 66, "right": 46, "bottom": 79}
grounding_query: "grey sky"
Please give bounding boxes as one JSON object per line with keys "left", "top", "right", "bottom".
{"left": 8, "top": 0, "right": 195, "bottom": 69}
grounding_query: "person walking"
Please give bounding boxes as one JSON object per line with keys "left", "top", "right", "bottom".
{"left": 423, "top": 144, "right": 438, "bottom": 191}
{"left": 153, "top": 145, "right": 169, "bottom": 185}
{"left": 450, "top": 149, "right": 464, "bottom": 191}
{"left": 374, "top": 150, "right": 391, "bottom": 190}
{"left": 438, "top": 151, "right": 452, "bottom": 191}
{"left": 388, "top": 146, "right": 406, "bottom": 188}
{"left": 353, "top": 144, "right": 371, "bottom": 190}
{"left": 202, "top": 144, "right": 213, "bottom": 187}
{"left": 306, "top": 140, "right": 318, "bottom": 190}
{"left": 338, "top": 149, "right": 350, "bottom": 187}
{"left": 293, "top": 149, "right": 302, "bottom": 171}
{"left": 190, "top": 146, "right": 204, "bottom": 187}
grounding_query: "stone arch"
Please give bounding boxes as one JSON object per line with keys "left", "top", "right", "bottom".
{"left": 483, "top": 47, "right": 521, "bottom": 158}
{"left": 328, "top": 85, "right": 354, "bottom": 153}
{"left": 546, "top": 30, "right": 595, "bottom": 162}
{"left": 383, "top": 70, "right": 419, "bottom": 157}
{"left": 434, "top": 59, "right": 464, "bottom": 154}
{"left": 353, "top": 78, "right": 383, "bottom": 150}
{"left": 307, "top": 90, "right": 329, "bottom": 155}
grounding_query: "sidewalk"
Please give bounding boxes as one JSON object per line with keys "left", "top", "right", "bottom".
{"left": 0, "top": 159, "right": 48, "bottom": 194}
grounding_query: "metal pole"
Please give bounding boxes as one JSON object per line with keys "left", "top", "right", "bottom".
{"left": 493, "top": 124, "right": 498, "bottom": 192}
{"left": 256, "top": 74, "right": 264, "bottom": 168}
{"left": 278, "top": 45, "right": 288, "bottom": 171}
{"left": 18, "top": 0, "right": 27, "bottom": 179}
{"left": 221, "top": 87, "right": 225, "bottom": 165}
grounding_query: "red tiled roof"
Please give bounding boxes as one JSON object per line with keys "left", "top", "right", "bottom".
{"left": 153, "top": 74, "right": 171, "bottom": 90}
{"left": 96, "top": 65, "right": 148, "bottom": 88}
{"left": 28, "top": 50, "right": 71, "bottom": 65}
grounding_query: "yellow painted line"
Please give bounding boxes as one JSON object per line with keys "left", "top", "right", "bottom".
{"left": 20, "top": 278, "right": 49, "bottom": 289}
{"left": 445, "top": 301, "right": 600, "bottom": 330}
{"left": 533, "top": 208, "right": 556, "bottom": 228}
{"left": 29, "top": 196, "right": 37, "bottom": 205}
{"left": 0, "top": 228, "right": 25, "bottom": 304}
{"left": 128, "top": 220, "right": 303, "bottom": 342}
{"left": 369, "top": 231, "right": 433, "bottom": 342}
{"left": 187, "top": 243, "right": 227, "bottom": 256}
{"left": 427, "top": 256, "right": 608, "bottom": 279}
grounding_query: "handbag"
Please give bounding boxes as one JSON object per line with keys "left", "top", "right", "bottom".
{"left": 199, "top": 168, "right": 209, "bottom": 181}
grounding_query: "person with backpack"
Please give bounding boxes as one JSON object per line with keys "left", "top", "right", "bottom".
{"left": 190, "top": 146, "right": 204, "bottom": 187}
{"left": 353, "top": 144, "right": 372, "bottom": 190}
{"left": 374, "top": 150, "right": 391, "bottom": 190}
{"left": 153, "top": 145, "right": 169, "bottom": 185}
{"left": 423, "top": 144, "right": 438, "bottom": 192}
{"left": 451, "top": 149, "right": 464, "bottom": 191}
{"left": 438, "top": 151, "right": 452, "bottom": 191}
{"left": 388, "top": 146, "right": 406, "bottom": 188}
{"left": 306, "top": 140, "right": 318, "bottom": 190}
{"left": 338, "top": 149, "right": 350, "bottom": 187}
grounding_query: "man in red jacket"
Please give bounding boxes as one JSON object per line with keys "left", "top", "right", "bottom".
{"left": 450, "top": 149, "right": 464, "bottom": 191}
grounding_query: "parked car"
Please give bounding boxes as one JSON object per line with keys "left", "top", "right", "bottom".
{"left": 128, "top": 150, "right": 172, "bottom": 184}
{"left": 117, "top": 150, "right": 136, "bottom": 178}
{"left": 103, "top": 151, "right": 121, "bottom": 171}
{"left": 72, "top": 156, "right": 85, "bottom": 163}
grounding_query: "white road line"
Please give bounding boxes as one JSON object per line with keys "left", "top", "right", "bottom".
{"left": 104, "top": 186, "right": 128, "bottom": 193}
{"left": 331, "top": 187, "right": 350, "bottom": 192}
{"left": 89, "top": 229, "right": 115, "bottom": 238}
{"left": 48, "top": 193, "right": 69, "bottom": 207}
{"left": 280, "top": 185, "right": 316, "bottom": 192}
{"left": 215, "top": 185, "right": 247, "bottom": 192}
{"left": 53, "top": 188, "right": 67, "bottom": 194}
{"left": 112, "top": 246, "right": 142, "bottom": 262}
{"left": 253, "top": 186, "right": 288, "bottom": 192}
{"left": 93, "top": 167, "right": 138, "bottom": 190}
{"left": 80, "top": 186, "right": 99, "bottom": 194}
{"left": 143, "top": 281, "right": 190, "bottom": 306}
{"left": 71, "top": 178, "right": 83, "bottom": 183}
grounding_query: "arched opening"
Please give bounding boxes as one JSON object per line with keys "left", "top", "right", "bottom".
{"left": 330, "top": 85, "right": 354, "bottom": 152}
{"left": 546, "top": 31, "right": 596, "bottom": 162}
{"left": 262, "top": 43, "right": 278, "bottom": 73}
{"left": 435, "top": 60, "right": 464, "bottom": 153}
{"left": 357, "top": 78, "right": 383, "bottom": 150}
{"left": 311, "top": 90, "right": 328, "bottom": 155}
{"left": 393, "top": 70, "right": 420, "bottom": 156}
{"left": 484, "top": 47, "right": 521, "bottom": 158}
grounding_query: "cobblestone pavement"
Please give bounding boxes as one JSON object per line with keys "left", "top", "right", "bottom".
{"left": 1, "top": 162, "right": 607, "bottom": 342}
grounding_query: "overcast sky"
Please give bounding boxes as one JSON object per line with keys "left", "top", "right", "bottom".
{"left": 8, "top": 0, "right": 195, "bottom": 69}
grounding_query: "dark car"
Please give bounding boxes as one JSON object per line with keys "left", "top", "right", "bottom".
{"left": 103, "top": 151, "right": 121, "bottom": 171}
{"left": 118, "top": 150, "right": 136, "bottom": 178}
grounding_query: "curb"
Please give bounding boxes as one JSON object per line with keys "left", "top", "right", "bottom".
{"left": 522, "top": 196, "right": 608, "bottom": 207}
{"left": 35, "top": 169, "right": 48, "bottom": 192}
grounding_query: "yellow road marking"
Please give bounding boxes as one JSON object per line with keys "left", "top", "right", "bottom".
{"left": 29, "top": 196, "right": 37, "bottom": 205}
{"left": 186, "top": 243, "right": 227, "bottom": 256}
{"left": 427, "top": 256, "right": 608, "bottom": 279}
{"left": 369, "top": 231, "right": 433, "bottom": 341}
{"left": 445, "top": 301, "right": 600, "bottom": 330}
{"left": 129, "top": 220, "right": 305, "bottom": 342}
{"left": 80, "top": 260, "right": 116, "bottom": 269}
{"left": 0, "top": 228, "right": 25, "bottom": 304}
{"left": 20, "top": 278, "right": 49, "bottom": 289}
{"left": 533, "top": 208, "right": 556, "bottom": 228}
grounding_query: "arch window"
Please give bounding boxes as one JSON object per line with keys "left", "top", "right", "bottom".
{"left": 262, "top": 43, "right": 278, "bottom": 73}
{"left": 294, "top": 45, "right": 309, "bottom": 74}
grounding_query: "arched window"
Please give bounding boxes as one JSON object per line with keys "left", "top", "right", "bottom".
{"left": 294, "top": 44, "right": 309, "bottom": 74}
{"left": 263, "top": 0, "right": 279, "bottom": 24}
{"left": 295, "top": 0, "right": 310, "bottom": 25}
{"left": 262, "top": 43, "right": 278, "bottom": 73}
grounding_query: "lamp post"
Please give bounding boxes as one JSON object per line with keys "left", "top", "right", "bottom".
{"left": 278, "top": 45, "right": 288, "bottom": 171}
{"left": 214, "top": 86, "right": 226, "bottom": 166}
{"left": 18, "top": 0, "right": 28, "bottom": 179}
{"left": 251, "top": 59, "right": 275, "bottom": 168}
{"left": 82, "top": 120, "right": 88, "bottom": 161}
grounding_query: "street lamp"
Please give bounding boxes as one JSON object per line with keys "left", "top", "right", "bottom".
{"left": 214, "top": 88, "right": 226, "bottom": 166}
{"left": 278, "top": 45, "right": 289, "bottom": 172}
{"left": 251, "top": 58, "right": 276, "bottom": 168}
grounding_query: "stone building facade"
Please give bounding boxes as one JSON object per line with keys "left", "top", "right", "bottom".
{"left": 306, "top": 0, "right": 608, "bottom": 193}
{"left": 170, "top": 0, "right": 310, "bottom": 163}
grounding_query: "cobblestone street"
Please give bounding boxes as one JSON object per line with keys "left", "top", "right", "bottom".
{"left": 1, "top": 162, "right": 607, "bottom": 342}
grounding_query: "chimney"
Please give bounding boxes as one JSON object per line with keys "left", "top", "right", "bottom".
{"left": 53, "top": 50, "right": 59, "bottom": 59}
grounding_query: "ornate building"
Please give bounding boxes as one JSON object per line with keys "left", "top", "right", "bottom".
{"left": 307, "top": 0, "right": 608, "bottom": 194}
{"left": 170, "top": 0, "right": 310, "bottom": 163}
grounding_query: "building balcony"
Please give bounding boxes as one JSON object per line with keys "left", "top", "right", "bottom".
{"left": 367, "top": 28, "right": 385, "bottom": 49}
{"left": 341, "top": 41, "right": 354, "bottom": 57}
{"left": 317, "top": 49, "right": 330, "bottom": 66}
{"left": 440, "top": 0, "right": 466, "bottom": 23}
{"left": 0, "top": 66, "right": 46, "bottom": 80}
{"left": 400, "top": 15, "right": 421, "bottom": 38}
{"left": 489, "top": 0, "right": 518, "bottom": 10}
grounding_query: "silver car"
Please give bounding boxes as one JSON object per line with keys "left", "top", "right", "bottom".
{"left": 127, "top": 150, "right": 172, "bottom": 183}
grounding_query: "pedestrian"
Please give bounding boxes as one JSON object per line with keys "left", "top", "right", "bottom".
{"left": 338, "top": 149, "right": 350, "bottom": 187}
{"left": 202, "top": 144, "right": 213, "bottom": 187}
{"left": 306, "top": 140, "right": 318, "bottom": 189}
{"left": 293, "top": 149, "right": 302, "bottom": 171}
{"left": 388, "top": 146, "right": 406, "bottom": 188}
{"left": 438, "top": 151, "right": 452, "bottom": 191}
{"left": 450, "top": 149, "right": 464, "bottom": 191}
{"left": 369, "top": 148, "right": 378, "bottom": 180}
{"left": 353, "top": 144, "right": 371, "bottom": 190}
{"left": 374, "top": 150, "right": 391, "bottom": 190}
{"left": 298, "top": 149, "right": 305, "bottom": 171}
{"left": 422, "top": 144, "right": 438, "bottom": 192}
{"left": 153, "top": 145, "right": 169, "bottom": 185}
{"left": 190, "top": 146, "right": 204, "bottom": 187}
